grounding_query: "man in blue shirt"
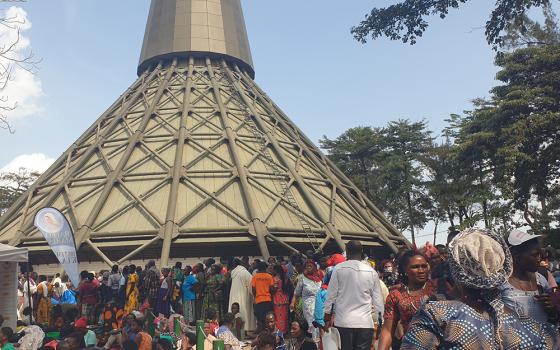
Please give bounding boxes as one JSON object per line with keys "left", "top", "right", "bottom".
{"left": 181, "top": 266, "right": 198, "bottom": 324}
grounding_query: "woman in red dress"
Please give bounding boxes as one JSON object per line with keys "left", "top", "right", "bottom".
{"left": 378, "top": 250, "right": 436, "bottom": 350}
{"left": 271, "top": 263, "right": 290, "bottom": 333}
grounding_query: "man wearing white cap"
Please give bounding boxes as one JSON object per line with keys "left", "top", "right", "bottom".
{"left": 501, "top": 229, "right": 559, "bottom": 324}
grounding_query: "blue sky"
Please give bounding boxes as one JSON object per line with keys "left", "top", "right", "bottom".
{"left": 0, "top": 0, "right": 501, "bottom": 243}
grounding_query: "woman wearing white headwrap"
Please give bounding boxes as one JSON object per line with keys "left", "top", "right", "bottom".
{"left": 501, "top": 229, "right": 559, "bottom": 324}
{"left": 401, "top": 228, "right": 559, "bottom": 350}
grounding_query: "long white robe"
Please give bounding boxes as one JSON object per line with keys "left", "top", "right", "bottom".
{"left": 228, "top": 265, "right": 256, "bottom": 331}
{"left": 22, "top": 280, "right": 37, "bottom": 309}
{"left": 19, "top": 279, "right": 37, "bottom": 323}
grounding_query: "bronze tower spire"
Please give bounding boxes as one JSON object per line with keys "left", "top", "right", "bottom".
{"left": 138, "top": 0, "right": 254, "bottom": 77}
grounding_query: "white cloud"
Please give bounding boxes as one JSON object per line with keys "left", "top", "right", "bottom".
{"left": 0, "top": 6, "right": 43, "bottom": 121}
{"left": 1, "top": 153, "right": 54, "bottom": 173}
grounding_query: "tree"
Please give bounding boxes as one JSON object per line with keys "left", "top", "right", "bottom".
{"left": 379, "top": 120, "right": 433, "bottom": 245}
{"left": 456, "top": 44, "right": 560, "bottom": 235}
{"left": 0, "top": 8, "right": 40, "bottom": 133}
{"left": 422, "top": 129, "right": 464, "bottom": 238}
{"left": 0, "top": 167, "right": 39, "bottom": 215}
{"left": 351, "top": 0, "right": 550, "bottom": 49}
{"left": 319, "top": 127, "right": 384, "bottom": 199}
{"left": 419, "top": 141, "right": 450, "bottom": 244}
{"left": 501, "top": 3, "right": 560, "bottom": 49}
{"left": 321, "top": 120, "right": 433, "bottom": 246}
{"left": 433, "top": 113, "right": 509, "bottom": 232}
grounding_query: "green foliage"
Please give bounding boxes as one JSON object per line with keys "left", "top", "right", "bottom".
{"left": 422, "top": 133, "right": 465, "bottom": 229}
{"left": 321, "top": 120, "right": 433, "bottom": 245}
{"left": 502, "top": 4, "right": 560, "bottom": 49}
{"left": 0, "top": 167, "right": 40, "bottom": 216}
{"left": 319, "top": 126, "right": 383, "bottom": 200}
{"left": 457, "top": 44, "right": 560, "bottom": 235}
{"left": 379, "top": 120, "right": 433, "bottom": 243}
{"left": 351, "top": 0, "right": 550, "bottom": 48}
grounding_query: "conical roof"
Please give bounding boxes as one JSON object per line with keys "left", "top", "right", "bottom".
{"left": 0, "top": 1, "right": 409, "bottom": 266}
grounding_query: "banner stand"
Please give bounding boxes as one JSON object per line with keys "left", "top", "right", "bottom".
{"left": 34, "top": 208, "right": 80, "bottom": 287}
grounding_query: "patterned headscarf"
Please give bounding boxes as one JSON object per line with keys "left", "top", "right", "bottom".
{"left": 447, "top": 228, "right": 513, "bottom": 347}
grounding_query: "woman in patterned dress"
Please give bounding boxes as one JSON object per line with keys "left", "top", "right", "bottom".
{"left": 289, "top": 260, "right": 304, "bottom": 323}
{"left": 401, "top": 228, "right": 560, "bottom": 350}
{"left": 216, "top": 312, "right": 242, "bottom": 350}
{"left": 202, "top": 264, "right": 226, "bottom": 321}
{"left": 171, "top": 262, "right": 184, "bottom": 312}
{"left": 156, "top": 268, "right": 173, "bottom": 317}
{"left": 193, "top": 263, "right": 207, "bottom": 321}
{"left": 285, "top": 319, "right": 316, "bottom": 350}
{"left": 379, "top": 250, "right": 435, "bottom": 350}
{"left": 291, "top": 260, "right": 322, "bottom": 340}
{"left": 125, "top": 264, "right": 139, "bottom": 314}
{"left": 271, "top": 264, "right": 290, "bottom": 333}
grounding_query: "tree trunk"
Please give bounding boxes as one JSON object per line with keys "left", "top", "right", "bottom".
{"left": 458, "top": 206, "right": 470, "bottom": 225}
{"left": 403, "top": 162, "right": 416, "bottom": 246}
{"left": 433, "top": 218, "right": 439, "bottom": 245}
{"left": 446, "top": 207, "right": 455, "bottom": 228}
{"left": 478, "top": 163, "right": 489, "bottom": 228}
{"left": 463, "top": 206, "right": 470, "bottom": 220}
{"left": 540, "top": 198, "right": 550, "bottom": 231}
{"left": 359, "top": 157, "right": 372, "bottom": 199}
{"left": 407, "top": 191, "right": 416, "bottom": 246}
{"left": 502, "top": 216, "right": 510, "bottom": 233}
{"left": 482, "top": 200, "right": 489, "bottom": 228}
{"left": 523, "top": 204, "right": 536, "bottom": 230}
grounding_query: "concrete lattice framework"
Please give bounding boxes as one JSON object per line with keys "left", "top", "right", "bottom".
{"left": 0, "top": 1, "right": 410, "bottom": 266}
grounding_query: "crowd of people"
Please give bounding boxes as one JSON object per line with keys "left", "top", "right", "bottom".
{"left": 3, "top": 228, "right": 560, "bottom": 350}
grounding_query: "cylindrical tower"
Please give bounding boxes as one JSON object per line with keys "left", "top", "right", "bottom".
{"left": 138, "top": 0, "right": 254, "bottom": 77}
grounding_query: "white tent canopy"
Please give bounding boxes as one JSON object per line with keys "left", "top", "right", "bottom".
{"left": 0, "top": 242, "right": 28, "bottom": 262}
{"left": 0, "top": 243, "right": 27, "bottom": 330}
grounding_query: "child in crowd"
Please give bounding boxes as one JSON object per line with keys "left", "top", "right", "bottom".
{"left": 74, "top": 317, "right": 97, "bottom": 347}
{"left": 230, "top": 302, "right": 245, "bottom": 340}
{"left": 205, "top": 309, "right": 219, "bottom": 336}
{"left": 0, "top": 327, "right": 15, "bottom": 350}
{"left": 180, "top": 331, "right": 196, "bottom": 350}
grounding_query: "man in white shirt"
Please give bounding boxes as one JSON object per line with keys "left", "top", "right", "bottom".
{"left": 324, "top": 240, "right": 384, "bottom": 350}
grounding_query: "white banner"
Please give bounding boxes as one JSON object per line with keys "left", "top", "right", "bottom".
{"left": 34, "top": 208, "right": 80, "bottom": 287}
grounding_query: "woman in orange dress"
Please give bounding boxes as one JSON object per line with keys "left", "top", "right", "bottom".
{"left": 271, "top": 264, "right": 290, "bottom": 333}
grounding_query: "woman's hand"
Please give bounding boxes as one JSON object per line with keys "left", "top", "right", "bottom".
{"left": 535, "top": 293, "right": 558, "bottom": 321}
{"left": 323, "top": 313, "right": 334, "bottom": 331}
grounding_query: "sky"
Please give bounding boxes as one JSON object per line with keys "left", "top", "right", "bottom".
{"left": 0, "top": 0, "right": 502, "bottom": 243}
